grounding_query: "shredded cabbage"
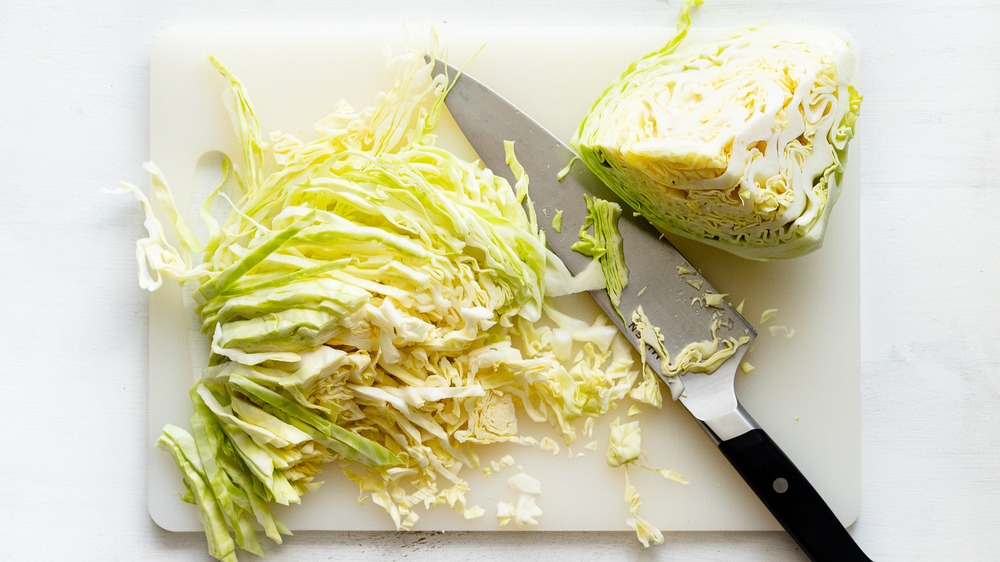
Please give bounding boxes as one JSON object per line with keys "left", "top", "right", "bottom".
{"left": 120, "top": 44, "right": 673, "bottom": 560}
{"left": 573, "top": 0, "right": 862, "bottom": 260}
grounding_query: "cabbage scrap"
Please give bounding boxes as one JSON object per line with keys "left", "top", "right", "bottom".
{"left": 573, "top": 0, "right": 862, "bottom": 260}
{"left": 605, "top": 418, "right": 688, "bottom": 547}
{"left": 121, "top": 46, "right": 671, "bottom": 560}
{"left": 607, "top": 417, "right": 642, "bottom": 468}
{"left": 571, "top": 195, "right": 630, "bottom": 320}
{"left": 624, "top": 472, "right": 664, "bottom": 547}
{"left": 630, "top": 305, "right": 750, "bottom": 402}
{"left": 496, "top": 471, "right": 544, "bottom": 527}
{"left": 482, "top": 454, "right": 516, "bottom": 478}
{"left": 760, "top": 308, "right": 779, "bottom": 324}
{"left": 769, "top": 325, "right": 796, "bottom": 339}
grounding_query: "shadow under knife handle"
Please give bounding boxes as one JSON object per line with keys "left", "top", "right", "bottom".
{"left": 718, "top": 428, "right": 872, "bottom": 562}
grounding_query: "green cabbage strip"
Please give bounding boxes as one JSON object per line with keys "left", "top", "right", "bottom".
{"left": 157, "top": 425, "right": 240, "bottom": 562}
{"left": 227, "top": 374, "right": 400, "bottom": 467}
{"left": 571, "top": 195, "right": 629, "bottom": 321}
{"left": 121, "top": 43, "right": 673, "bottom": 561}
{"left": 195, "top": 210, "right": 317, "bottom": 306}
{"left": 573, "top": 0, "right": 862, "bottom": 260}
{"left": 209, "top": 54, "right": 265, "bottom": 194}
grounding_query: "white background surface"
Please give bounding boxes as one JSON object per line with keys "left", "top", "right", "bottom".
{"left": 1, "top": 0, "right": 997, "bottom": 561}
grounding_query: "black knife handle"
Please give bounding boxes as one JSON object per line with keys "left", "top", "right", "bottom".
{"left": 718, "top": 428, "right": 871, "bottom": 562}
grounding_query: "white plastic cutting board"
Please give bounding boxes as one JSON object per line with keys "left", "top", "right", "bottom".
{"left": 147, "top": 23, "right": 861, "bottom": 533}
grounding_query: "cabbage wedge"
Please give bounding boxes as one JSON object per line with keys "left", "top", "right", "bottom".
{"left": 573, "top": 0, "right": 861, "bottom": 260}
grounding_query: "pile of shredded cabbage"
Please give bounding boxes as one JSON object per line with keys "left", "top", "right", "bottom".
{"left": 121, "top": 48, "right": 673, "bottom": 561}
{"left": 573, "top": 0, "right": 862, "bottom": 260}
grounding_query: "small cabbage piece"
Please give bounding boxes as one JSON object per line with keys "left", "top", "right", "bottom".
{"left": 482, "top": 454, "right": 516, "bottom": 478}
{"left": 573, "top": 0, "right": 862, "bottom": 260}
{"left": 606, "top": 417, "right": 642, "bottom": 468}
{"left": 624, "top": 471, "right": 664, "bottom": 547}
{"left": 496, "top": 471, "right": 544, "bottom": 527}
{"left": 551, "top": 209, "right": 564, "bottom": 233}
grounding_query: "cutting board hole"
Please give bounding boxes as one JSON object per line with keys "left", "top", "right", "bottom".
{"left": 190, "top": 150, "right": 236, "bottom": 240}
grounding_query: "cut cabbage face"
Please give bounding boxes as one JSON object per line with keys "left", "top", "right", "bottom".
{"left": 573, "top": 0, "right": 861, "bottom": 260}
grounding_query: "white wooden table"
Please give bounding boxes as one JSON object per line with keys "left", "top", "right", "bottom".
{"left": 2, "top": 1, "right": 998, "bottom": 560}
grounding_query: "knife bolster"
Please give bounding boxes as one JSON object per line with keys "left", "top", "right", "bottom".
{"left": 697, "top": 403, "right": 759, "bottom": 444}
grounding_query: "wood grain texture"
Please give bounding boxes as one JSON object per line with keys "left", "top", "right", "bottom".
{"left": 1, "top": 0, "right": 998, "bottom": 560}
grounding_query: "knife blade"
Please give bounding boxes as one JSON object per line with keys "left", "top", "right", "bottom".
{"left": 433, "top": 58, "right": 870, "bottom": 562}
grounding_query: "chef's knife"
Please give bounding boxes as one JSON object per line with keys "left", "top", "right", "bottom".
{"left": 432, "top": 59, "right": 870, "bottom": 562}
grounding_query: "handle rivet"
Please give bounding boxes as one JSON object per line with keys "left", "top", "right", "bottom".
{"left": 772, "top": 477, "right": 789, "bottom": 494}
